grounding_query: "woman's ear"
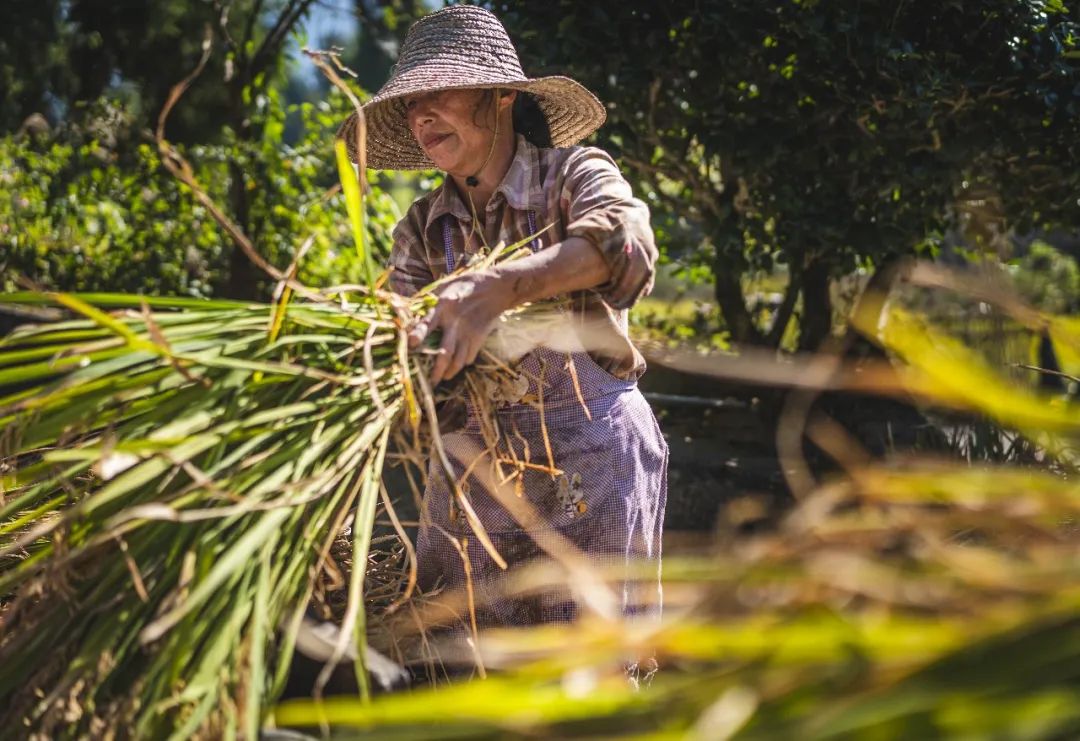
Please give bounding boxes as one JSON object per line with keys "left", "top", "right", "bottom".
{"left": 498, "top": 88, "right": 518, "bottom": 111}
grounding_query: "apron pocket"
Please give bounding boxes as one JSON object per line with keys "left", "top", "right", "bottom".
{"left": 429, "top": 409, "right": 619, "bottom": 535}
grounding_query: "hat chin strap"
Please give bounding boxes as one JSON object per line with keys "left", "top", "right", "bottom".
{"left": 466, "top": 89, "right": 503, "bottom": 188}
{"left": 459, "top": 90, "right": 505, "bottom": 254}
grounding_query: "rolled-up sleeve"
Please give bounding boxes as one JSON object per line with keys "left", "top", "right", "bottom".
{"left": 388, "top": 210, "right": 434, "bottom": 297}
{"left": 561, "top": 149, "right": 657, "bottom": 310}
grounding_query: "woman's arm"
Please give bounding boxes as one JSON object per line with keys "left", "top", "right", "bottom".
{"left": 410, "top": 147, "right": 657, "bottom": 385}
{"left": 408, "top": 236, "right": 607, "bottom": 384}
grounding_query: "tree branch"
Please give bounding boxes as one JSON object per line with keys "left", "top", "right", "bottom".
{"left": 242, "top": 0, "right": 266, "bottom": 58}
{"left": 251, "top": 0, "right": 317, "bottom": 78}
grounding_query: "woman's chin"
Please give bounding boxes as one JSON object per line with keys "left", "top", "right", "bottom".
{"left": 422, "top": 137, "right": 456, "bottom": 167}
{"left": 424, "top": 150, "right": 456, "bottom": 172}
{"left": 437, "top": 159, "right": 477, "bottom": 180}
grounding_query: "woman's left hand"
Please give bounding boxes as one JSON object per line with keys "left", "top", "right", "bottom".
{"left": 408, "top": 271, "right": 512, "bottom": 384}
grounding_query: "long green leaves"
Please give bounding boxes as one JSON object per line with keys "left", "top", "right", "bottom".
{"left": 335, "top": 138, "right": 374, "bottom": 288}
{"left": 0, "top": 292, "right": 410, "bottom": 737}
{"left": 272, "top": 264, "right": 1080, "bottom": 740}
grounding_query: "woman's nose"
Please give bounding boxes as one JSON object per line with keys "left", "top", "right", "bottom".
{"left": 409, "top": 100, "right": 436, "bottom": 127}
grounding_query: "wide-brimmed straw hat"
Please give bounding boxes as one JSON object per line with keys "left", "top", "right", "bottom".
{"left": 338, "top": 4, "right": 606, "bottom": 170}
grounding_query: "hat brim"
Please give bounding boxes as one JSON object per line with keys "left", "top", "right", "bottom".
{"left": 338, "top": 75, "right": 606, "bottom": 170}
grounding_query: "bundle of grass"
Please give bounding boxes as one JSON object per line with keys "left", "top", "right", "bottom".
{"left": 0, "top": 234, "right": 554, "bottom": 739}
{"left": 0, "top": 44, "right": 543, "bottom": 735}
{"left": 0, "top": 287, "right": 413, "bottom": 736}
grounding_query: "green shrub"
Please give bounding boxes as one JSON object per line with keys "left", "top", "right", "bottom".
{"left": 1, "top": 90, "right": 402, "bottom": 299}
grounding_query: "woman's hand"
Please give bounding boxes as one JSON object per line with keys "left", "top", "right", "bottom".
{"left": 407, "top": 237, "right": 611, "bottom": 384}
{"left": 408, "top": 271, "right": 512, "bottom": 384}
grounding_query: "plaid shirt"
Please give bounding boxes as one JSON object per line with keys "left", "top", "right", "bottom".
{"left": 389, "top": 135, "right": 657, "bottom": 381}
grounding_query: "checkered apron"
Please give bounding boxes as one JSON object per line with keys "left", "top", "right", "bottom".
{"left": 414, "top": 217, "right": 668, "bottom": 627}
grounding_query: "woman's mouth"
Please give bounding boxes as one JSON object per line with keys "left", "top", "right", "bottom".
{"left": 422, "top": 132, "right": 451, "bottom": 150}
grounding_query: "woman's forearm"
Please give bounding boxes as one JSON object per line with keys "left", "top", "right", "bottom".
{"left": 489, "top": 236, "right": 610, "bottom": 310}
{"left": 409, "top": 237, "right": 611, "bottom": 384}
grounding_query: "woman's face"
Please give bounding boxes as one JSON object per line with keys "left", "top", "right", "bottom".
{"left": 404, "top": 88, "right": 501, "bottom": 176}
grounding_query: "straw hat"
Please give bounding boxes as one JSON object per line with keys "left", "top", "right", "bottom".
{"left": 338, "top": 4, "right": 606, "bottom": 170}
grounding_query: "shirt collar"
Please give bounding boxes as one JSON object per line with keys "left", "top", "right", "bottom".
{"left": 424, "top": 176, "right": 472, "bottom": 232}
{"left": 494, "top": 134, "right": 544, "bottom": 212}
{"left": 423, "top": 135, "right": 544, "bottom": 232}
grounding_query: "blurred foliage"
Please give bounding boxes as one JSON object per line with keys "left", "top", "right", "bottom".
{"left": 273, "top": 264, "right": 1080, "bottom": 739}
{"left": 891, "top": 242, "right": 1080, "bottom": 404}
{"left": 0, "top": 0, "right": 322, "bottom": 142}
{"left": 0, "top": 0, "right": 409, "bottom": 300}
{"left": 1012, "top": 239, "right": 1080, "bottom": 315}
{"left": 325, "top": 2, "right": 427, "bottom": 94}
{"left": 499, "top": 0, "right": 1080, "bottom": 349}
{"left": 630, "top": 297, "right": 731, "bottom": 352}
{"left": 0, "top": 90, "right": 400, "bottom": 299}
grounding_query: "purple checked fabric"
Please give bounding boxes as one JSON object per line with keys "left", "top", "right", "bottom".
{"left": 415, "top": 348, "right": 668, "bottom": 628}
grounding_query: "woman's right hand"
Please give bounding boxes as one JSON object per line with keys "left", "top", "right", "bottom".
{"left": 408, "top": 270, "right": 513, "bottom": 385}
{"left": 410, "top": 235, "right": 611, "bottom": 384}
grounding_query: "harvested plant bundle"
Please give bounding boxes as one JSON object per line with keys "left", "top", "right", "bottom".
{"left": 0, "top": 45, "right": 545, "bottom": 736}
{"left": 0, "top": 291, "right": 420, "bottom": 737}
{"left": 0, "top": 217, "right": 548, "bottom": 737}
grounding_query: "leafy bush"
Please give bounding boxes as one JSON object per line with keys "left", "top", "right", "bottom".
{"left": 1, "top": 90, "right": 401, "bottom": 299}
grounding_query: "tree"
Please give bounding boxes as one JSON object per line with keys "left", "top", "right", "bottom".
{"left": 498, "top": 0, "right": 1080, "bottom": 349}
{"left": 1, "top": 92, "right": 400, "bottom": 300}
{"left": 0, "top": 1, "right": 69, "bottom": 133}
{"left": 348, "top": 1, "right": 425, "bottom": 93}
{"left": 0, "top": 0, "right": 331, "bottom": 299}
{"left": 1, "top": 0, "right": 224, "bottom": 140}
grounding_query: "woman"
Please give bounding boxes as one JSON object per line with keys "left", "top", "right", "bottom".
{"left": 340, "top": 5, "right": 667, "bottom": 629}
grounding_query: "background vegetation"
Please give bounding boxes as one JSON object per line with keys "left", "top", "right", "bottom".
{"left": 2, "top": 1, "right": 1080, "bottom": 738}
{"left": 4, "top": 1, "right": 1078, "bottom": 345}
{"left": 500, "top": 0, "right": 1080, "bottom": 349}
{"left": 1, "top": 0, "right": 411, "bottom": 302}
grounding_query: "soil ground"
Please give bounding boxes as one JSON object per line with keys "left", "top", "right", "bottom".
{"left": 639, "top": 356, "right": 793, "bottom": 537}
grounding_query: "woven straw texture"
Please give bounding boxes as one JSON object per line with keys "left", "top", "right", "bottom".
{"left": 338, "top": 5, "right": 606, "bottom": 170}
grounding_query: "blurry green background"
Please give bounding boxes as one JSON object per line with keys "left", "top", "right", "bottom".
{"left": 4, "top": 1, "right": 1078, "bottom": 346}
{"left": 4, "top": 3, "right": 1080, "bottom": 738}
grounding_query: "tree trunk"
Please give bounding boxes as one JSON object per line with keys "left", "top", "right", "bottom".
{"left": 224, "top": 74, "right": 259, "bottom": 301}
{"left": 797, "top": 256, "right": 832, "bottom": 351}
{"left": 713, "top": 255, "right": 763, "bottom": 346}
{"left": 220, "top": 0, "right": 317, "bottom": 301}
{"left": 848, "top": 255, "right": 912, "bottom": 337}
{"left": 225, "top": 161, "right": 259, "bottom": 300}
{"left": 766, "top": 266, "right": 802, "bottom": 348}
